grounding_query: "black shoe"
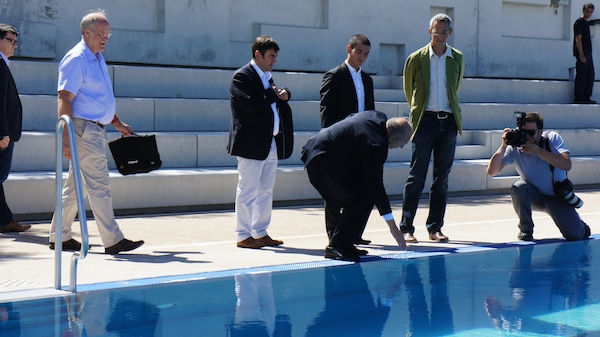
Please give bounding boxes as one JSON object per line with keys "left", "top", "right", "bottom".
{"left": 584, "top": 223, "right": 591, "bottom": 239}
{"left": 354, "top": 238, "right": 371, "bottom": 245}
{"left": 105, "top": 238, "right": 144, "bottom": 255}
{"left": 49, "top": 238, "right": 82, "bottom": 251}
{"left": 324, "top": 246, "right": 360, "bottom": 262}
{"left": 351, "top": 246, "right": 369, "bottom": 256}
{"left": 518, "top": 231, "right": 533, "bottom": 241}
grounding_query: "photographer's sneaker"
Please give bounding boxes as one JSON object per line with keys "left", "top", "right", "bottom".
{"left": 518, "top": 231, "right": 533, "bottom": 241}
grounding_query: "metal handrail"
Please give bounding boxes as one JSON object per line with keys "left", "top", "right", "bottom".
{"left": 55, "top": 115, "right": 89, "bottom": 292}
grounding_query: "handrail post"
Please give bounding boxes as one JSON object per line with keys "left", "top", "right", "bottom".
{"left": 55, "top": 115, "right": 89, "bottom": 292}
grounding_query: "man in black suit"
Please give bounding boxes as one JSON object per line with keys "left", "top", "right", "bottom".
{"left": 320, "top": 34, "right": 375, "bottom": 128}
{"left": 319, "top": 34, "right": 375, "bottom": 245}
{"left": 301, "top": 110, "right": 411, "bottom": 261}
{"left": 0, "top": 24, "right": 29, "bottom": 234}
{"left": 227, "top": 35, "right": 292, "bottom": 249}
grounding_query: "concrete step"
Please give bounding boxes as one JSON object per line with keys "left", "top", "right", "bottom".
{"left": 12, "top": 60, "right": 577, "bottom": 104}
{"left": 7, "top": 156, "right": 599, "bottom": 218}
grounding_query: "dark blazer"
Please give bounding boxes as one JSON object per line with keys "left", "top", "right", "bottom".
{"left": 319, "top": 62, "right": 375, "bottom": 128}
{"left": 301, "top": 110, "right": 392, "bottom": 215}
{"left": 0, "top": 59, "right": 22, "bottom": 142}
{"left": 227, "top": 62, "right": 293, "bottom": 160}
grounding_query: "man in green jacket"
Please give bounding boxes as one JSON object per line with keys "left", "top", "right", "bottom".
{"left": 401, "top": 13, "right": 464, "bottom": 243}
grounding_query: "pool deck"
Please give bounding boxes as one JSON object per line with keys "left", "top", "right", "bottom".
{"left": 2, "top": 189, "right": 600, "bottom": 300}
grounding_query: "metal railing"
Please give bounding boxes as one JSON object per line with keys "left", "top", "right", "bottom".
{"left": 55, "top": 115, "right": 89, "bottom": 292}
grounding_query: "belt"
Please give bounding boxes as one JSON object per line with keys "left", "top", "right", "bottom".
{"left": 86, "top": 120, "right": 106, "bottom": 128}
{"left": 426, "top": 111, "right": 452, "bottom": 120}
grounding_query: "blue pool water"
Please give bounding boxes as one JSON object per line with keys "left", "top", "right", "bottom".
{"left": 1, "top": 238, "right": 599, "bottom": 336}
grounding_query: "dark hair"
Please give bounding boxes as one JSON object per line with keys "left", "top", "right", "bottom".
{"left": 0, "top": 24, "right": 18, "bottom": 39}
{"left": 583, "top": 3, "right": 595, "bottom": 11}
{"left": 348, "top": 34, "right": 370, "bottom": 48}
{"left": 251, "top": 35, "right": 279, "bottom": 59}
{"left": 525, "top": 112, "right": 544, "bottom": 129}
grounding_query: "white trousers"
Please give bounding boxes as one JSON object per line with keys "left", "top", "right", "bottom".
{"left": 49, "top": 118, "right": 124, "bottom": 247}
{"left": 235, "top": 138, "right": 278, "bottom": 241}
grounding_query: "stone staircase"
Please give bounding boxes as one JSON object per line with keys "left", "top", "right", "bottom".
{"left": 7, "top": 60, "right": 600, "bottom": 219}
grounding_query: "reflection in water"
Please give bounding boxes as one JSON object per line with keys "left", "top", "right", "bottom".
{"left": 305, "top": 263, "right": 394, "bottom": 337}
{"left": 226, "top": 272, "right": 291, "bottom": 337}
{"left": 484, "top": 241, "right": 591, "bottom": 335}
{"left": 404, "top": 255, "right": 454, "bottom": 336}
{"left": 0, "top": 302, "right": 20, "bottom": 337}
{"left": 61, "top": 292, "right": 160, "bottom": 337}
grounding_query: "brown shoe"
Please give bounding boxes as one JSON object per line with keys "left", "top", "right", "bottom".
{"left": 0, "top": 221, "right": 31, "bottom": 233}
{"left": 49, "top": 238, "right": 82, "bottom": 251}
{"left": 237, "top": 237, "right": 266, "bottom": 249}
{"left": 403, "top": 232, "right": 418, "bottom": 243}
{"left": 429, "top": 231, "right": 449, "bottom": 242}
{"left": 256, "top": 235, "right": 283, "bottom": 246}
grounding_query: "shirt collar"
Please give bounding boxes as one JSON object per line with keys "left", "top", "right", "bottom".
{"left": 250, "top": 59, "right": 271, "bottom": 81}
{"left": 0, "top": 51, "right": 9, "bottom": 65}
{"left": 345, "top": 60, "right": 361, "bottom": 74}
{"left": 428, "top": 44, "right": 453, "bottom": 59}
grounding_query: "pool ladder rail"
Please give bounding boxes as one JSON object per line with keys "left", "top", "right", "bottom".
{"left": 54, "top": 115, "right": 89, "bottom": 292}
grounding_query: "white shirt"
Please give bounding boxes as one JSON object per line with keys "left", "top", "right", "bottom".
{"left": 0, "top": 51, "right": 9, "bottom": 65}
{"left": 251, "top": 60, "right": 280, "bottom": 136}
{"left": 345, "top": 60, "right": 365, "bottom": 112}
{"left": 426, "top": 44, "right": 453, "bottom": 113}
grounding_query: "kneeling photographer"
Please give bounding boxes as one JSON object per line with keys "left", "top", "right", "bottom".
{"left": 487, "top": 111, "right": 590, "bottom": 241}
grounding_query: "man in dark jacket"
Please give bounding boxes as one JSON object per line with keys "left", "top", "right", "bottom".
{"left": 0, "top": 24, "right": 29, "bottom": 233}
{"left": 227, "top": 35, "right": 293, "bottom": 249}
{"left": 302, "top": 110, "right": 411, "bottom": 261}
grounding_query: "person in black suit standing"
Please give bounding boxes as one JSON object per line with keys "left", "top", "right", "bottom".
{"left": 301, "top": 110, "right": 411, "bottom": 261}
{"left": 319, "top": 34, "right": 375, "bottom": 246}
{"left": 0, "top": 24, "right": 29, "bottom": 234}
{"left": 227, "top": 35, "right": 292, "bottom": 249}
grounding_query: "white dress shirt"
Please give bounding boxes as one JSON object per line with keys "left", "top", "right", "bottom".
{"left": 426, "top": 44, "right": 453, "bottom": 113}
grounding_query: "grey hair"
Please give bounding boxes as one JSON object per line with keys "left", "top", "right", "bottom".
{"left": 80, "top": 9, "right": 108, "bottom": 35}
{"left": 429, "top": 13, "right": 453, "bottom": 30}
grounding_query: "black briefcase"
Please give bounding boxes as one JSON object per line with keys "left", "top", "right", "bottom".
{"left": 108, "top": 134, "right": 162, "bottom": 175}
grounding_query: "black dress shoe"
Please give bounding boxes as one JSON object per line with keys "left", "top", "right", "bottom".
{"left": 105, "top": 238, "right": 144, "bottom": 255}
{"left": 351, "top": 246, "right": 368, "bottom": 256}
{"left": 518, "top": 231, "right": 533, "bottom": 241}
{"left": 324, "top": 246, "right": 360, "bottom": 262}
{"left": 49, "top": 238, "right": 82, "bottom": 251}
{"left": 354, "top": 238, "right": 371, "bottom": 245}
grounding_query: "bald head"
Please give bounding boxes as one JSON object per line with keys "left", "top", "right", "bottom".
{"left": 386, "top": 117, "right": 412, "bottom": 149}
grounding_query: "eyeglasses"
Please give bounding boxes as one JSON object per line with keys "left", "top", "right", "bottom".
{"left": 432, "top": 30, "right": 450, "bottom": 37}
{"left": 524, "top": 129, "right": 538, "bottom": 136}
{"left": 92, "top": 31, "right": 112, "bottom": 39}
{"left": 2, "top": 37, "right": 18, "bottom": 45}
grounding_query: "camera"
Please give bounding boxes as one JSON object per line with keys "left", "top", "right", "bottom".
{"left": 505, "top": 111, "right": 530, "bottom": 147}
{"left": 553, "top": 179, "right": 584, "bottom": 208}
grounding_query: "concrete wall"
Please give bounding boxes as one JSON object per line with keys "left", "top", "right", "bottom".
{"left": 1, "top": 0, "right": 598, "bottom": 79}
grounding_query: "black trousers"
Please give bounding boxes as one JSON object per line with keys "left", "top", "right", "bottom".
{"left": 306, "top": 154, "right": 374, "bottom": 250}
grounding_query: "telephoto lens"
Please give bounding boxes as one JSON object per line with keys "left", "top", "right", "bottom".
{"left": 559, "top": 189, "right": 584, "bottom": 208}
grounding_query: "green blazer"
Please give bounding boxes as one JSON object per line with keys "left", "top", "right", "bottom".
{"left": 403, "top": 44, "right": 464, "bottom": 136}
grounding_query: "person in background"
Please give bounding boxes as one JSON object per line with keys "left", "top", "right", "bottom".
{"left": 0, "top": 24, "right": 30, "bottom": 234}
{"left": 400, "top": 13, "right": 464, "bottom": 243}
{"left": 49, "top": 10, "right": 144, "bottom": 254}
{"left": 573, "top": 3, "right": 596, "bottom": 104}
{"left": 227, "top": 35, "right": 292, "bottom": 249}
{"left": 319, "top": 33, "right": 375, "bottom": 246}
{"left": 302, "top": 110, "right": 411, "bottom": 261}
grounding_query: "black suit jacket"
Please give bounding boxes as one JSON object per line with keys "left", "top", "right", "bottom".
{"left": 227, "top": 62, "right": 293, "bottom": 160}
{"left": 0, "top": 59, "right": 22, "bottom": 142}
{"left": 319, "top": 62, "right": 375, "bottom": 128}
{"left": 301, "top": 110, "right": 391, "bottom": 215}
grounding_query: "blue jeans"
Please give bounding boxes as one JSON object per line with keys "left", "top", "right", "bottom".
{"left": 511, "top": 180, "right": 588, "bottom": 241}
{"left": 400, "top": 113, "right": 457, "bottom": 234}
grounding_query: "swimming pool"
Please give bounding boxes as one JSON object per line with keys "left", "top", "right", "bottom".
{"left": 1, "top": 238, "right": 598, "bottom": 336}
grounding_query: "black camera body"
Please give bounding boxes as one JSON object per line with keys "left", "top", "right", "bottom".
{"left": 505, "top": 111, "right": 528, "bottom": 146}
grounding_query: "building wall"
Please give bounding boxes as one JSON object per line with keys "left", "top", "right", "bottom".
{"left": 1, "top": 0, "right": 596, "bottom": 79}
